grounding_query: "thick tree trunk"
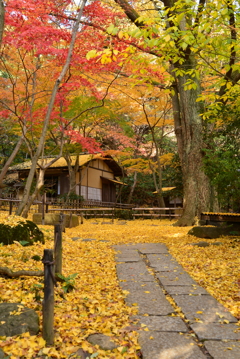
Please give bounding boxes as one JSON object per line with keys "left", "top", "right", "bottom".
{"left": 113, "top": 0, "right": 238, "bottom": 224}
{"left": 177, "top": 152, "right": 211, "bottom": 226}
{"left": 113, "top": 0, "right": 209, "bottom": 224}
{"left": 172, "top": 60, "right": 211, "bottom": 226}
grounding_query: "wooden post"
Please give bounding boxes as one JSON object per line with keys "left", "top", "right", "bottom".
{"left": 69, "top": 212, "right": 73, "bottom": 228}
{"left": 9, "top": 201, "right": 13, "bottom": 215}
{"left": 80, "top": 212, "right": 84, "bottom": 224}
{"left": 42, "top": 249, "right": 55, "bottom": 346}
{"left": 42, "top": 194, "right": 45, "bottom": 225}
{"left": 59, "top": 212, "right": 65, "bottom": 232}
{"left": 54, "top": 224, "right": 62, "bottom": 276}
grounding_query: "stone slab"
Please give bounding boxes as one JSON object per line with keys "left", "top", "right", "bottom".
{"left": 147, "top": 253, "right": 183, "bottom": 271}
{"left": 116, "top": 257, "right": 141, "bottom": 262}
{"left": 119, "top": 280, "right": 160, "bottom": 291}
{"left": 172, "top": 295, "right": 237, "bottom": 324}
{"left": 114, "top": 243, "right": 169, "bottom": 254}
{"left": 190, "top": 322, "right": 240, "bottom": 340}
{"left": 137, "top": 243, "right": 169, "bottom": 254}
{"left": 124, "top": 282, "right": 174, "bottom": 315}
{"left": 113, "top": 244, "right": 131, "bottom": 250}
{"left": 115, "top": 249, "right": 139, "bottom": 256}
{"left": 115, "top": 249, "right": 141, "bottom": 262}
{"left": 71, "top": 237, "right": 81, "bottom": 241}
{"left": 157, "top": 271, "right": 196, "bottom": 286}
{"left": 204, "top": 340, "right": 240, "bottom": 359}
{"left": 131, "top": 315, "right": 188, "bottom": 332}
{"left": 82, "top": 238, "right": 96, "bottom": 242}
{"left": 165, "top": 285, "right": 209, "bottom": 296}
{"left": 138, "top": 331, "right": 207, "bottom": 359}
{"left": 116, "top": 262, "right": 154, "bottom": 282}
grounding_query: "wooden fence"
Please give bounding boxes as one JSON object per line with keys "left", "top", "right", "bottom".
{"left": 0, "top": 198, "right": 183, "bottom": 220}
{"left": 132, "top": 207, "right": 183, "bottom": 220}
{"left": 0, "top": 197, "right": 133, "bottom": 215}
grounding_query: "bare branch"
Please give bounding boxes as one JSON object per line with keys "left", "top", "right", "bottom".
{"left": 0, "top": 266, "right": 43, "bottom": 278}
{"left": 0, "top": 0, "right": 4, "bottom": 46}
{"left": 64, "top": 70, "right": 122, "bottom": 128}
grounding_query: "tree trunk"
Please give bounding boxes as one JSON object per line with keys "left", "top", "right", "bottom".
{"left": 0, "top": 0, "right": 4, "bottom": 46}
{"left": 21, "top": 167, "right": 46, "bottom": 218}
{"left": 172, "top": 59, "right": 211, "bottom": 225}
{"left": 149, "top": 161, "right": 165, "bottom": 208}
{"left": 127, "top": 171, "right": 137, "bottom": 204}
{"left": 113, "top": 0, "right": 212, "bottom": 225}
{"left": 0, "top": 135, "right": 24, "bottom": 187}
{"left": 64, "top": 154, "right": 79, "bottom": 201}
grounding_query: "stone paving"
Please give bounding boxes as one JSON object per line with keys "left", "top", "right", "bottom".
{"left": 113, "top": 243, "right": 240, "bottom": 359}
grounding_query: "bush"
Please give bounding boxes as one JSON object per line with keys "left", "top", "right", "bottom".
{"left": 58, "top": 193, "right": 84, "bottom": 202}
{"left": 0, "top": 216, "right": 44, "bottom": 246}
{"left": 115, "top": 209, "right": 133, "bottom": 220}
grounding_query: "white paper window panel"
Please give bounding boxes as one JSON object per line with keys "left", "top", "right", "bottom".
{"left": 81, "top": 186, "right": 101, "bottom": 201}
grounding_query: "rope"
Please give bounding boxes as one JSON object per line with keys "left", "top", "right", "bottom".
{"left": 42, "top": 260, "right": 58, "bottom": 287}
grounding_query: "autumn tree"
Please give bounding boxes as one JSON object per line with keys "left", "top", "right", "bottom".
{"left": 111, "top": 81, "right": 175, "bottom": 206}
{"left": 88, "top": 0, "right": 240, "bottom": 225}
{"left": 1, "top": 0, "right": 90, "bottom": 216}
{"left": 0, "top": 0, "right": 131, "bottom": 216}
{"left": 0, "top": 1, "right": 108, "bottom": 214}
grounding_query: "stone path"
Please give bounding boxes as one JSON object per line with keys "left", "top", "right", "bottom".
{"left": 113, "top": 243, "right": 240, "bottom": 359}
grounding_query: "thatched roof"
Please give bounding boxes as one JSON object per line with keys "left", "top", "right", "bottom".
{"left": 9, "top": 154, "right": 123, "bottom": 176}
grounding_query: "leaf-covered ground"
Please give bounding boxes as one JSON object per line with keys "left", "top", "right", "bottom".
{"left": 0, "top": 216, "right": 239, "bottom": 358}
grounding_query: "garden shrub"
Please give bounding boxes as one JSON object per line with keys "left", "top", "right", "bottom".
{"left": 0, "top": 215, "right": 44, "bottom": 246}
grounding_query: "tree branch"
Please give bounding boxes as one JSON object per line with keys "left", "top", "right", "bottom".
{"left": 64, "top": 70, "right": 122, "bottom": 128}
{"left": 219, "top": 1, "right": 239, "bottom": 99}
{"left": 114, "top": 0, "right": 144, "bottom": 27}
{"left": 0, "top": 0, "right": 4, "bottom": 46}
{"left": 0, "top": 266, "right": 43, "bottom": 278}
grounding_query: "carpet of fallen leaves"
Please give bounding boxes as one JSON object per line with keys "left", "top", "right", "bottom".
{"left": 0, "top": 215, "right": 240, "bottom": 358}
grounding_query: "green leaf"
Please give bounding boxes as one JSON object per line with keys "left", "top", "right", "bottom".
{"left": 121, "top": 347, "right": 128, "bottom": 354}
{"left": 86, "top": 50, "right": 97, "bottom": 60}
{"left": 221, "top": 8, "right": 228, "bottom": 15}
{"left": 106, "top": 24, "right": 115, "bottom": 34}
{"left": 19, "top": 240, "right": 30, "bottom": 246}
{"left": 180, "top": 42, "right": 188, "bottom": 50}
{"left": 31, "top": 255, "right": 41, "bottom": 261}
{"left": 91, "top": 353, "right": 99, "bottom": 358}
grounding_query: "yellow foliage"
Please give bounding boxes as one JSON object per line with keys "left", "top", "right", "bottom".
{"left": 0, "top": 214, "right": 28, "bottom": 227}
{"left": 0, "top": 217, "right": 239, "bottom": 357}
{"left": 159, "top": 153, "right": 175, "bottom": 166}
